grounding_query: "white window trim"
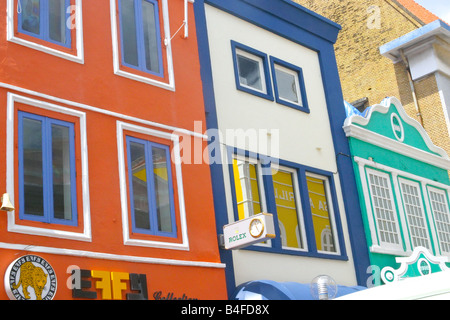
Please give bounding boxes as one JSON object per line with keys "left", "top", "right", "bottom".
{"left": 116, "top": 121, "right": 189, "bottom": 250}
{"left": 355, "top": 156, "right": 450, "bottom": 257}
{"left": 110, "top": 0, "right": 175, "bottom": 91}
{"left": 306, "top": 171, "right": 341, "bottom": 256}
{"left": 6, "top": 93, "right": 91, "bottom": 241}
{"left": 6, "top": 0, "right": 85, "bottom": 63}
{"left": 272, "top": 163, "right": 308, "bottom": 252}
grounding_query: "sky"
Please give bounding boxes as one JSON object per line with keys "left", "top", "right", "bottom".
{"left": 414, "top": 0, "right": 450, "bottom": 23}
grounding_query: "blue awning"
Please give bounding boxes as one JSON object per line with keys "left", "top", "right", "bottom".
{"left": 231, "top": 280, "right": 367, "bottom": 300}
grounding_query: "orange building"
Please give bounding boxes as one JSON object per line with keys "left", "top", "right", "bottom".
{"left": 0, "top": 0, "right": 227, "bottom": 300}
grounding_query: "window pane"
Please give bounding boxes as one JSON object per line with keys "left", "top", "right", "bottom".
{"left": 142, "top": 0, "right": 160, "bottom": 73}
{"left": 275, "top": 67, "right": 301, "bottom": 105}
{"left": 273, "top": 169, "right": 303, "bottom": 249}
{"left": 52, "top": 123, "right": 72, "bottom": 221}
{"left": 22, "top": 0, "right": 41, "bottom": 35}
{"left": 237, "top": 54, "right": 263, "bottom": 91}
{"left": 48, "top": 0, "right": 66, "bottom": 43}
{"left": 120, "top": 0, "right": 139, "bottom": 67}
{"left": 152, "top": 146, "right": 172, "bottom": 233}
{"left": 22, "top": 117, "right": 44, "bottom": 216}
{"left": 307, "top": 176, "right": 336, "bottom": 253}
{"left": 232, "top": 158, "right": 262, "bottom": 220}
{"left": 130, "top": 141, "right": 150, "bottom": 230}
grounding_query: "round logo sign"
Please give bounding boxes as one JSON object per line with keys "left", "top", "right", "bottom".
{"left": 4, "top": 255, "right": 57, "bottom": 300}
{"left": 391, "top": 113, "right": 404, "bottom": 142}
{"left": 418, "top": 258, "right": 431, "bottom": 276}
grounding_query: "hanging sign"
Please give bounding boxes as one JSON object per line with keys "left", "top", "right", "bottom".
{"left": 223, "top": 213, "right": 276, "bottom": 250}
{"left": 4, "top": 255, "right": 57, "bottom": 300}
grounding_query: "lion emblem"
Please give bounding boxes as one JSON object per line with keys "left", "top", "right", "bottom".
{"left": 11, "top": 262, "right": 48, "bottom": 300}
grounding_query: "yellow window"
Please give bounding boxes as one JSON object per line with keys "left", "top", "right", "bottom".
{"left": 232, "top": 158, "right": 262, "bottom": 220}
{"left": 307, "top": 175, "right": 336, "bottom": 253}
{"left": 272, "top": 169, "right": 303, "bottom": 249}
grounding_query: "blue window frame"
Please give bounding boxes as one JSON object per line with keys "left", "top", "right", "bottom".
{"left": 18, "top": 0, "right": 72, "bottom": 48}
{"left": 126, "top": 136, "right": 177, "bottom": 238}
{"left": 118, "top": 0, "right": 164, "bottom": 77}
{"left": 18, "top": 111, "right": 78, "bottom": 226}
{"left": 270, "top": 57, "right": 309, "bottom": 113}
{"left": 231, "top": 41, "right": 274, "bottom": 101}
{"left": 227, "top": 148, "right": 347, "bottom": 260}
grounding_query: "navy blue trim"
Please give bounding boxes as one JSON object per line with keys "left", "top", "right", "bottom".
{"left": 230, "top": 41, "right": 274, "bottom": 101}
{"left": 194, "top": 0, "right": 370, "bottom": 290}
{"left": 227, "top": 147, "right": 348, "bottom": 260}
{"left": 125, "top": 136, "right": 177, "bottom": 238}
{"left": 269, "top": 56, "right": 310, "bottom": 113}
{"left": 194, "top": 0, "right": 236, "bottom": 297}
{"left": 18, "top": 0, "right": 72, "bottom": 48}
{"left": 18, "top": 111, "right": 78, "bottom": 226}
{"left": 118, "top": 0, "right": 164, "bottom": 78}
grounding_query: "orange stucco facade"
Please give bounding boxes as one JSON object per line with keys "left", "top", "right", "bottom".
{"left": 0, "top": 0, "right": 227, "bottom": 300}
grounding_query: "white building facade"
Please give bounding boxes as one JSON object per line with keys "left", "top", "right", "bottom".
{"left": 194, "top": 0, "right": 371, "bottom": 297}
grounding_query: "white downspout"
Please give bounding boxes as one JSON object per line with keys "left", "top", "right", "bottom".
{"left": 184, "top": 0, "right": 189, "bottom": 39}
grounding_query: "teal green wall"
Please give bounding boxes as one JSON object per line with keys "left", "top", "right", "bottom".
{"left": 347, "top": 101, "right": 450, "bottom": 284}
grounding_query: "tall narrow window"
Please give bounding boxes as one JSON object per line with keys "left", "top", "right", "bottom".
{"left": 18, "top": 112, "right": 77, "bottom": 225}
{"left": 274, "top": 65, "right": 301, "bottom": 104}
{"left": 119, "top": 0, "right": 163, "bottom": 76}
{"left": 366, "top": 169, "right": 401, "bottom": 249}
{"left": 127, "top": 136, "right": 176, "bottom": 237}
{"left": 399, "top": 180, "right": 430, "bottom": 249}
{"left": 307, "top": 174, "right": 337, "bottom": 253}
{"left": 272, "top": 168, "right": 304, "bottom": 250}
{"left": 231, "top": 41, "right": 273, "bottom": 100}
{"left": 428, "top": 187, "right": 450, "bottom": 254}
{"left": 232, "top": 157, "right": 264, "bottom": 220}
{"left": 236, "top": 51, "right": 265, "bottom": 92}
{"left": 18, "top": 0, "right": 71, "bottom": 47}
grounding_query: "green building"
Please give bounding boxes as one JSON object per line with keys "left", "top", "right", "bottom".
{"left": 344, "top": 97, "right": 450, "bottom": 285}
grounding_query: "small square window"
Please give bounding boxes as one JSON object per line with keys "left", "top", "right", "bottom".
{"left": 236, "top": 51, "right": 265, "bottom": 92}
{"left": 231, "top": 156, "right": 265, "bottom": 220}
{"left": 270, "top": 57, "right": 309, "bottom": 113}
{"left": 231, "top": 41, "right": 273, "bottom": 101}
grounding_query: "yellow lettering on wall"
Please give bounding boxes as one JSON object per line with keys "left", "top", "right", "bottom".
{"left": 111, "top": 272, "right": 130, "bottom": 300}
{"left": 91, "top": 270, "right": 112, "bottom": 300}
